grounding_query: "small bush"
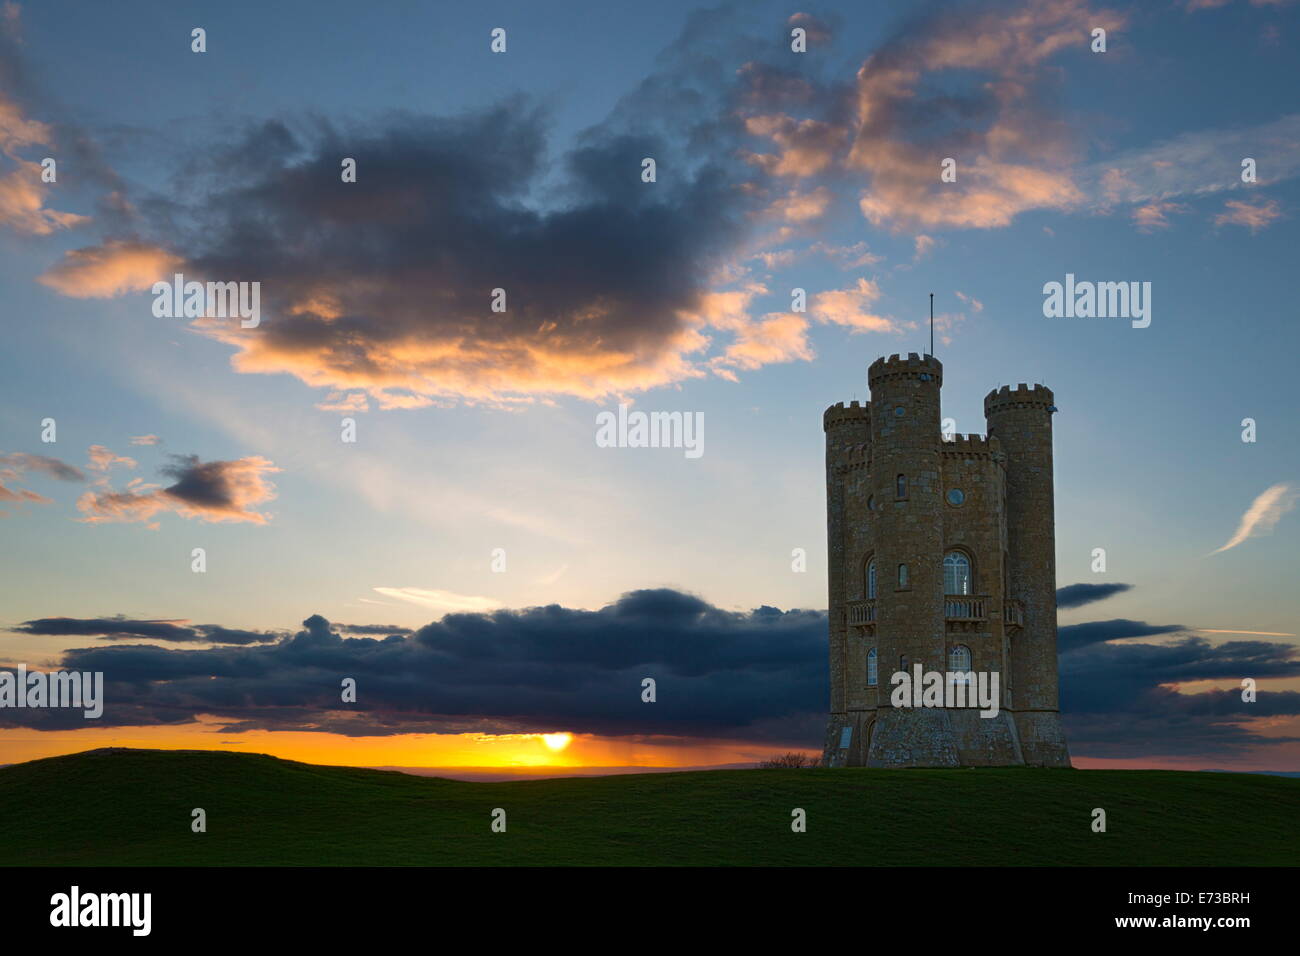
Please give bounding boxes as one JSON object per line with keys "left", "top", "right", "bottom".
{"left": 757, "top": 752, "right": 818, "bottom": 769}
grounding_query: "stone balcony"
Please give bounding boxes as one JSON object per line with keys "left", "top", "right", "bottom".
{"left": 844, "top": 595, "right": 1024, "bottom": 633}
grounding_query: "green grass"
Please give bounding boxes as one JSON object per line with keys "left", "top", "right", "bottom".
{"left": 1, "top": 748, "right": 1295, "bottom": 866}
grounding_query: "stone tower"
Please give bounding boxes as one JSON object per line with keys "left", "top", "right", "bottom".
{"left": 821, "top": 353, "right": 1071, "bottom": 768}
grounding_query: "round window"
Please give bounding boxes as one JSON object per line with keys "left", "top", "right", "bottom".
{"left": 947, "top": 489, "right": 965, "bottom": 506}
{"left": 894, "top": 405, "right": 905, "bottom": 417}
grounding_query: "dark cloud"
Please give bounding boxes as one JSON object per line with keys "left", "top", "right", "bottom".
{"left": 2, "top": 592, "right": 826, "bottom": 741}
{"left": 5, "top": 585, "right": 1297, "bottom": 761}
{"left": 12, "top": 616, "right": 280, "bottom": 645}
{"left": 0, "top": 453, "right": 86, "bottom": 483}
{"left": 1057, "top": 618, "right": 1184, "bottom": 653}
{"left": 0, "top": 452, "right": 86, "bottom": 510}
{"left": 1056, "top": 582, "right": 1133, "bottom": 609}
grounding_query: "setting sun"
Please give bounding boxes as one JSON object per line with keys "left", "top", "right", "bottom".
{"left": 541, "top": 733, "right": 573, "bottom": 752}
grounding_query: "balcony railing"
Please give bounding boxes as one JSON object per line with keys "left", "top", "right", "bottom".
{"left": 847, "top": 595, "right": 1018, "bottom": 629}
{"left": 846, "top": 599, "right": 876, "bottom": 627}
{"left": 1003, "top": 599, "right": 1024, "bottom": 630}
{"left": 944, "top": 595, "right": 987, "bottom": 621}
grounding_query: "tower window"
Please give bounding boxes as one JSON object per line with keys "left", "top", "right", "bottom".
{"left": 944, "top": 551, "right": 972, "bottom": 595}
{"left": 897, "top": 563, "right": 908, "bottom": 588}
{"left": 947, "top": 488, "right": 965, "bottom": 506}
{"left": 896, "top": 474, "right": 907, "bottom": 498}
{"left": 867, "top": 648, "right": 878, "bottom": 687}
{"left": 949, "top": 645, "right": 972, "bottom": 684}
{"left": 866, "top": 559, "right": 877, "bottom": 599}
{"left": 894, "top": 405, "right": 905, "bottom": 417}
{"left": 867, "top": 495, "right": 875, "bottom": 512}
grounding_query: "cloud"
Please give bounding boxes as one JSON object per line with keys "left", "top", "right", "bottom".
{"left": 38, "top": 104, "right": 763, "bottom": 406}
{"left": 710, "top": 312, "right": 814, "bottom": 379}
{"left": 11, "top": 616, "right": 280, "bottom": 645}
{"left": 1131, "top": 200, "right": 1187, "bottom": 231}
{"left": 6, "top": 584, "right": 1297, "bottom": 760}
{"left": 1079, "top": 114, "right": 1300, "bottom": 207}
{"left": 0, "top": 451, "right": 84, "bottom": 511}
{"left": 76, "top": 453, "right": 280, "bottom": 526}
{"left": 1210, "top": 482, "right": 1297, "bottom": 554}
{"left": 742, "top": 0, "right": 1121, "bottom": 230}
{"left": 810, "top": 278, "right": 897, "bottom": 333}
{"left": 86, "top": 444, "right": 135, "bottom": 473}
{"left": 128, "top": 435, "right": 160, "bottom": 446}
{"left": 1058, "top": 618, "right": 1185, "bottom": 653}
{"left": 787, "top": 12, "right": 833, "bottom": 46}
{"left": 2, "top": 591, "right": 828, "bottom": 739}
{"left": 1056, "top": 582, "right": 1133, "bottom": 609}
{"left": 370, "top": 588, "right": 503, "bottom": 615}
{"left": 1214, "top": 197, "right": 1283, "bottom": 232}
{"left": 0, "top": 87, "right": 89, "bottom": 235}
{"left": 1060, "top": 634, "right": 1300, "bottom": 758}
{"left": 37, "top": 239, "right": 180, "bottom": 298}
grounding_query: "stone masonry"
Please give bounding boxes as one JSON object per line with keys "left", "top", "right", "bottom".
{"left": 821, "top": 353, "right": 1071, "bottom": 768}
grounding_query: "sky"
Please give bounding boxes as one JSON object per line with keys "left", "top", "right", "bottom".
{"left": 1, "top": 0, "right": 1297, "bottom": 775}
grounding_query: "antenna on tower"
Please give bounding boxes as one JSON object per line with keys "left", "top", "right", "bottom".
{"left": 929, "top": 293, "right": 934, "bottom": 357}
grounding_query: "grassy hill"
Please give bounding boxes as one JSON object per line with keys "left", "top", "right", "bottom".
{"left": 1, "top": 748, "right": 1295, "bottom": 866}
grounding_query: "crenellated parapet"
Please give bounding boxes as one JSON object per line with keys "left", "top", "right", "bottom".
{"left": 939, "top": 433, "right": 1004, "bottom": 463}
{"left": 983, "top": 383, "right": 1055, "bottom": 415}
{"left": 823, "top": 400, "right": 872, "bottom": 432}
{"left": 867, "top": 352, "right": 943, "bottom": 389}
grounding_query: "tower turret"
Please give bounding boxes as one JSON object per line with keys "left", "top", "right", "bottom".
{"left": 863, "top": 353, "right": 959, "bottom": 767}
{"left": 984, "top": 384, "right": 1071, "bottom": 767}
{"left": 823, "top": 401, "right": 871, "bottom": 724}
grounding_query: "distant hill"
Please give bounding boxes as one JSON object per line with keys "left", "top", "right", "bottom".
{"left": 1, "top": 748, "right": 1296, "bottom": 866}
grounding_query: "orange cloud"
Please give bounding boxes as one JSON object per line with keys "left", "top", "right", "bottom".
{"left": 77, "top": 455, "right": 280, "bottom": 526}
{"left": 0, "top": 93, "right": 89, "bottom": 235}
{"left": 744, "top": 0, "right": 1120, "bottom": 231}
{"left": 810, "top": 278, "right": 897, "bottom": 333}
{"left": 37, "top": 239, "right": 181, "bottom": 298}
{"left": 1132, "top": 201, "right": 1188, "bottom": 232}
{"left": 710, "top": 312, "right": 813, "bottom": 379}
{"left": 1214, "top": 198, "right": 1283, "bottom": 233}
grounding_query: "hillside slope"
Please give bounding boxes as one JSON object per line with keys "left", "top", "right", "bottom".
{"left": 1, "top": 748, "right": 1295, "bottom": 866}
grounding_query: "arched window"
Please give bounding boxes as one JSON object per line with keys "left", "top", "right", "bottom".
{"left": 949, "top": 645, "right": 972, "bottom": 684}
{"left": 897, "top": 563, "right": 908, "bottom": 588}
{"left": 944, "top": 551, "right": 972, "bottom": 595}
{"left": 896, "top": 474, "right": 907, "bottom": 498}
{"left": 867, "top": 648, "right": 877, "bottom": 687}
{"left": 866, "top": 559, "right": 877, "bottom": 599}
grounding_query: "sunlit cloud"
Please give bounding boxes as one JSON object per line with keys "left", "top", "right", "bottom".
{"left": 76, "top": 454, "right": 280, "bottom": 526}
{"left": 371, "top": 587, "right": 503, "bottom": 615}
{"left": 1214, "top": 197, "right": 1283, "bottom": 232}
{"left": 1210, "top": 483, "right": 1298, "bottom": 554}
{"left": 37, "top": 239, "right": 181, "bottom": 298}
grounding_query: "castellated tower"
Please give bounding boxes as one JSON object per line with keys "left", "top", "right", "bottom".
{"left": 821, "top": 353, "right": 1071, "bottom": 768}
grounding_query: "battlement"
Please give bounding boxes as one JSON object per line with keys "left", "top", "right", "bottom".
{"left": 867, "top": 352, "right": 943, "bottom": 389}
{"left": 824, "top": 400, "right": 872, "bottom": 431}
{"left": 939, "top": 433, "right": 1004, "bottom": 462}
{"left": 983, "top": 383, "right": 1055, "bottom": 415}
